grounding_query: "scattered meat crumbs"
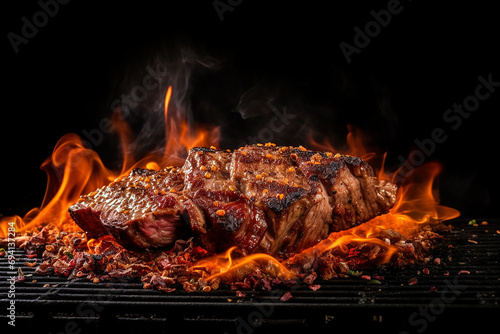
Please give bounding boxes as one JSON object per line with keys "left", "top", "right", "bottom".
{"left": 14, "top": 219, "right": 449, "bottom": 293}
{"left": 281, "top": 292, "right": 293, "bottom": 301}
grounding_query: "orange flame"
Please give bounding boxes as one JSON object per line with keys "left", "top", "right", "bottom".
{"left": 283, "top": 129, "right": 460, "bottom": 271}
{"left": 87, "top": 235, "right": 123, "bottom": 255}
{"left": 193, "top": 246, "right": 297, "bottom": 282}
{"left": 0, "top": 87, "right": 459, "bottom": 283}
{"left": 0, "top": 86, "right": 219, "bottom": 238}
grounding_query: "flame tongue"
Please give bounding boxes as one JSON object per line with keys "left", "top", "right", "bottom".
{"left": 192, "top": 246, "right": 297, "bottom": 282}
{"left": 0, "top": 86, "right": 220, "bottom": 237}
{"left": 0, "top": 86, "right": 460, "bottom": 289}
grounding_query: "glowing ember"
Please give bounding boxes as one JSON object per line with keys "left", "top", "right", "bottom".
{"left": 0, "top": 86, "right": 459, "bottom": 292}
{"left": 193, "top": 246, "right": 297, "bottom": 282}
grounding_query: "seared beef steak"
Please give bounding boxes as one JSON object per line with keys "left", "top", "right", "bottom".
{"left": 231, "top": 145, "right": 397, "bottom": 257}
{"left": 231, "top": 145, "right": 332, "bottom": 257}
{"left": 69, "top": 144, "right": 398, "bottom": 256}
{"left": 182, "top": 147, "right": 268, "bottom": 254}
{"left": 68, "top": 168, "right": 201, "bottom": 249}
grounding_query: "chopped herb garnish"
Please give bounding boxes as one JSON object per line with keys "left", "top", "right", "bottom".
{"left": 347, "top": 270, "right": 363, "bottom": 276}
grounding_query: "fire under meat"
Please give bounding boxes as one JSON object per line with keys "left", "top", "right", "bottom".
{"left": 0, "top": 86, "right": 460, "bottom": 293}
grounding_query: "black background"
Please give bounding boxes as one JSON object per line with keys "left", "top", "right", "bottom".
{"left": 2, "top": 0, "right": 499, "bottom": 218}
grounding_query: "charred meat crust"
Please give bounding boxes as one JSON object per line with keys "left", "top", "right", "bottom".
{"left": 69, "top": 145, "right": 398, "bottom": 257}
{"left": 68, "top": 167, "right": 195, "bottom": 250}
{"left": 182, "top": 147, "right": 268, "bottom": 254}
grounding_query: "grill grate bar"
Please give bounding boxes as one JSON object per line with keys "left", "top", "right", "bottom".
{"left": 1, "top": 218, "right": 499, "bottom": 332}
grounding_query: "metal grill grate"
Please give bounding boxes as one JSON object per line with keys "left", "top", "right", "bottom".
{"left": 2, "top": 218, "right": 499, "bottom": 333}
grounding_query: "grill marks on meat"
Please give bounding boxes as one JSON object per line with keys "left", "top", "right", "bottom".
{"left": 69, "top": 145, "right": 397, "bottom": 257}
{"left": 231, "top": 145, "right": 332, "bottom": 258}
{"left": 69, "top": 168, "right": 201, "bottom": 250}
{"left": 182, "top": 147, "right": 267, "bottom": 254}
{"left": 292, "top": 150, "right": 398, "bottom": 232}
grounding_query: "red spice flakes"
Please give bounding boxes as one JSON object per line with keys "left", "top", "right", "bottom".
{"left": 302, "top": 272, "right": 317, "bottom": 285}
{"left": 458, "top": 270, "right": 471, "bottom": 275}
{"left": 25, "top": 260, "right": 37, "bottom": 267}
{"left": 236, "top": 290, "right": 246, "bottom": 298}
{"left": 423, "top": 268, "right": 430, "bottom": 275}
{"left": 361, "top": 275, "right": 371, "bottom": 281}
{"left": 433, "top": 258, "right": 441, "bottom": 265}
{"left": 408, "top": 278, "right": 418, "bottom": 285}
{"left": 308, "top": 284, "right": 321, "bottom": 291}
{"left": 373, "top": 275, "right": 385, "bottom": 281}
{"left": 280, "top": 292, "right": 293, "bottom": 301}
{"left": 429, "top": 286, "right": 438, "bottom": 292}
{"left": 443, "top": 271, "right": 450, "bottom": 276}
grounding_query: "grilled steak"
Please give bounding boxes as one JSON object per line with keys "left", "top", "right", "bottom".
{"left": 230, "top": 145, "right": 397, "bottom": 257}
{"left": 68, "top": 168, "right": 202, "bottom": 249}
{"left": 182, "top": 147, "right": 268, "bottom": 254}
{"left": 230, "top": 145, "right": 332, "bottom": 257}
{"left": 69, "top": 144, "right": 397, "bottom": 256}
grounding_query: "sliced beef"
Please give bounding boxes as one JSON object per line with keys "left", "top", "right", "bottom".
{"left": 230, "top": 145, "right": 332, "bottom": 258}
{"left": 291, "top": 149, "right": 398, "bottom": 231}
{"left": 183, "top": 144, "right": 396, "bottom": 258}
{"left": 69, "top": 168, "right": 203, "bottom": 250}
{"left": 69, "top": 144, "right": 398, "bottom": 258}
{"left": 182, "top": 147, "right": 267, "bottom": 254}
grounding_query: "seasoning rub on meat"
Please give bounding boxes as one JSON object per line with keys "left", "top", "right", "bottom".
{"left": 69, "top": 144, "right": 398, "bottom": 258}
